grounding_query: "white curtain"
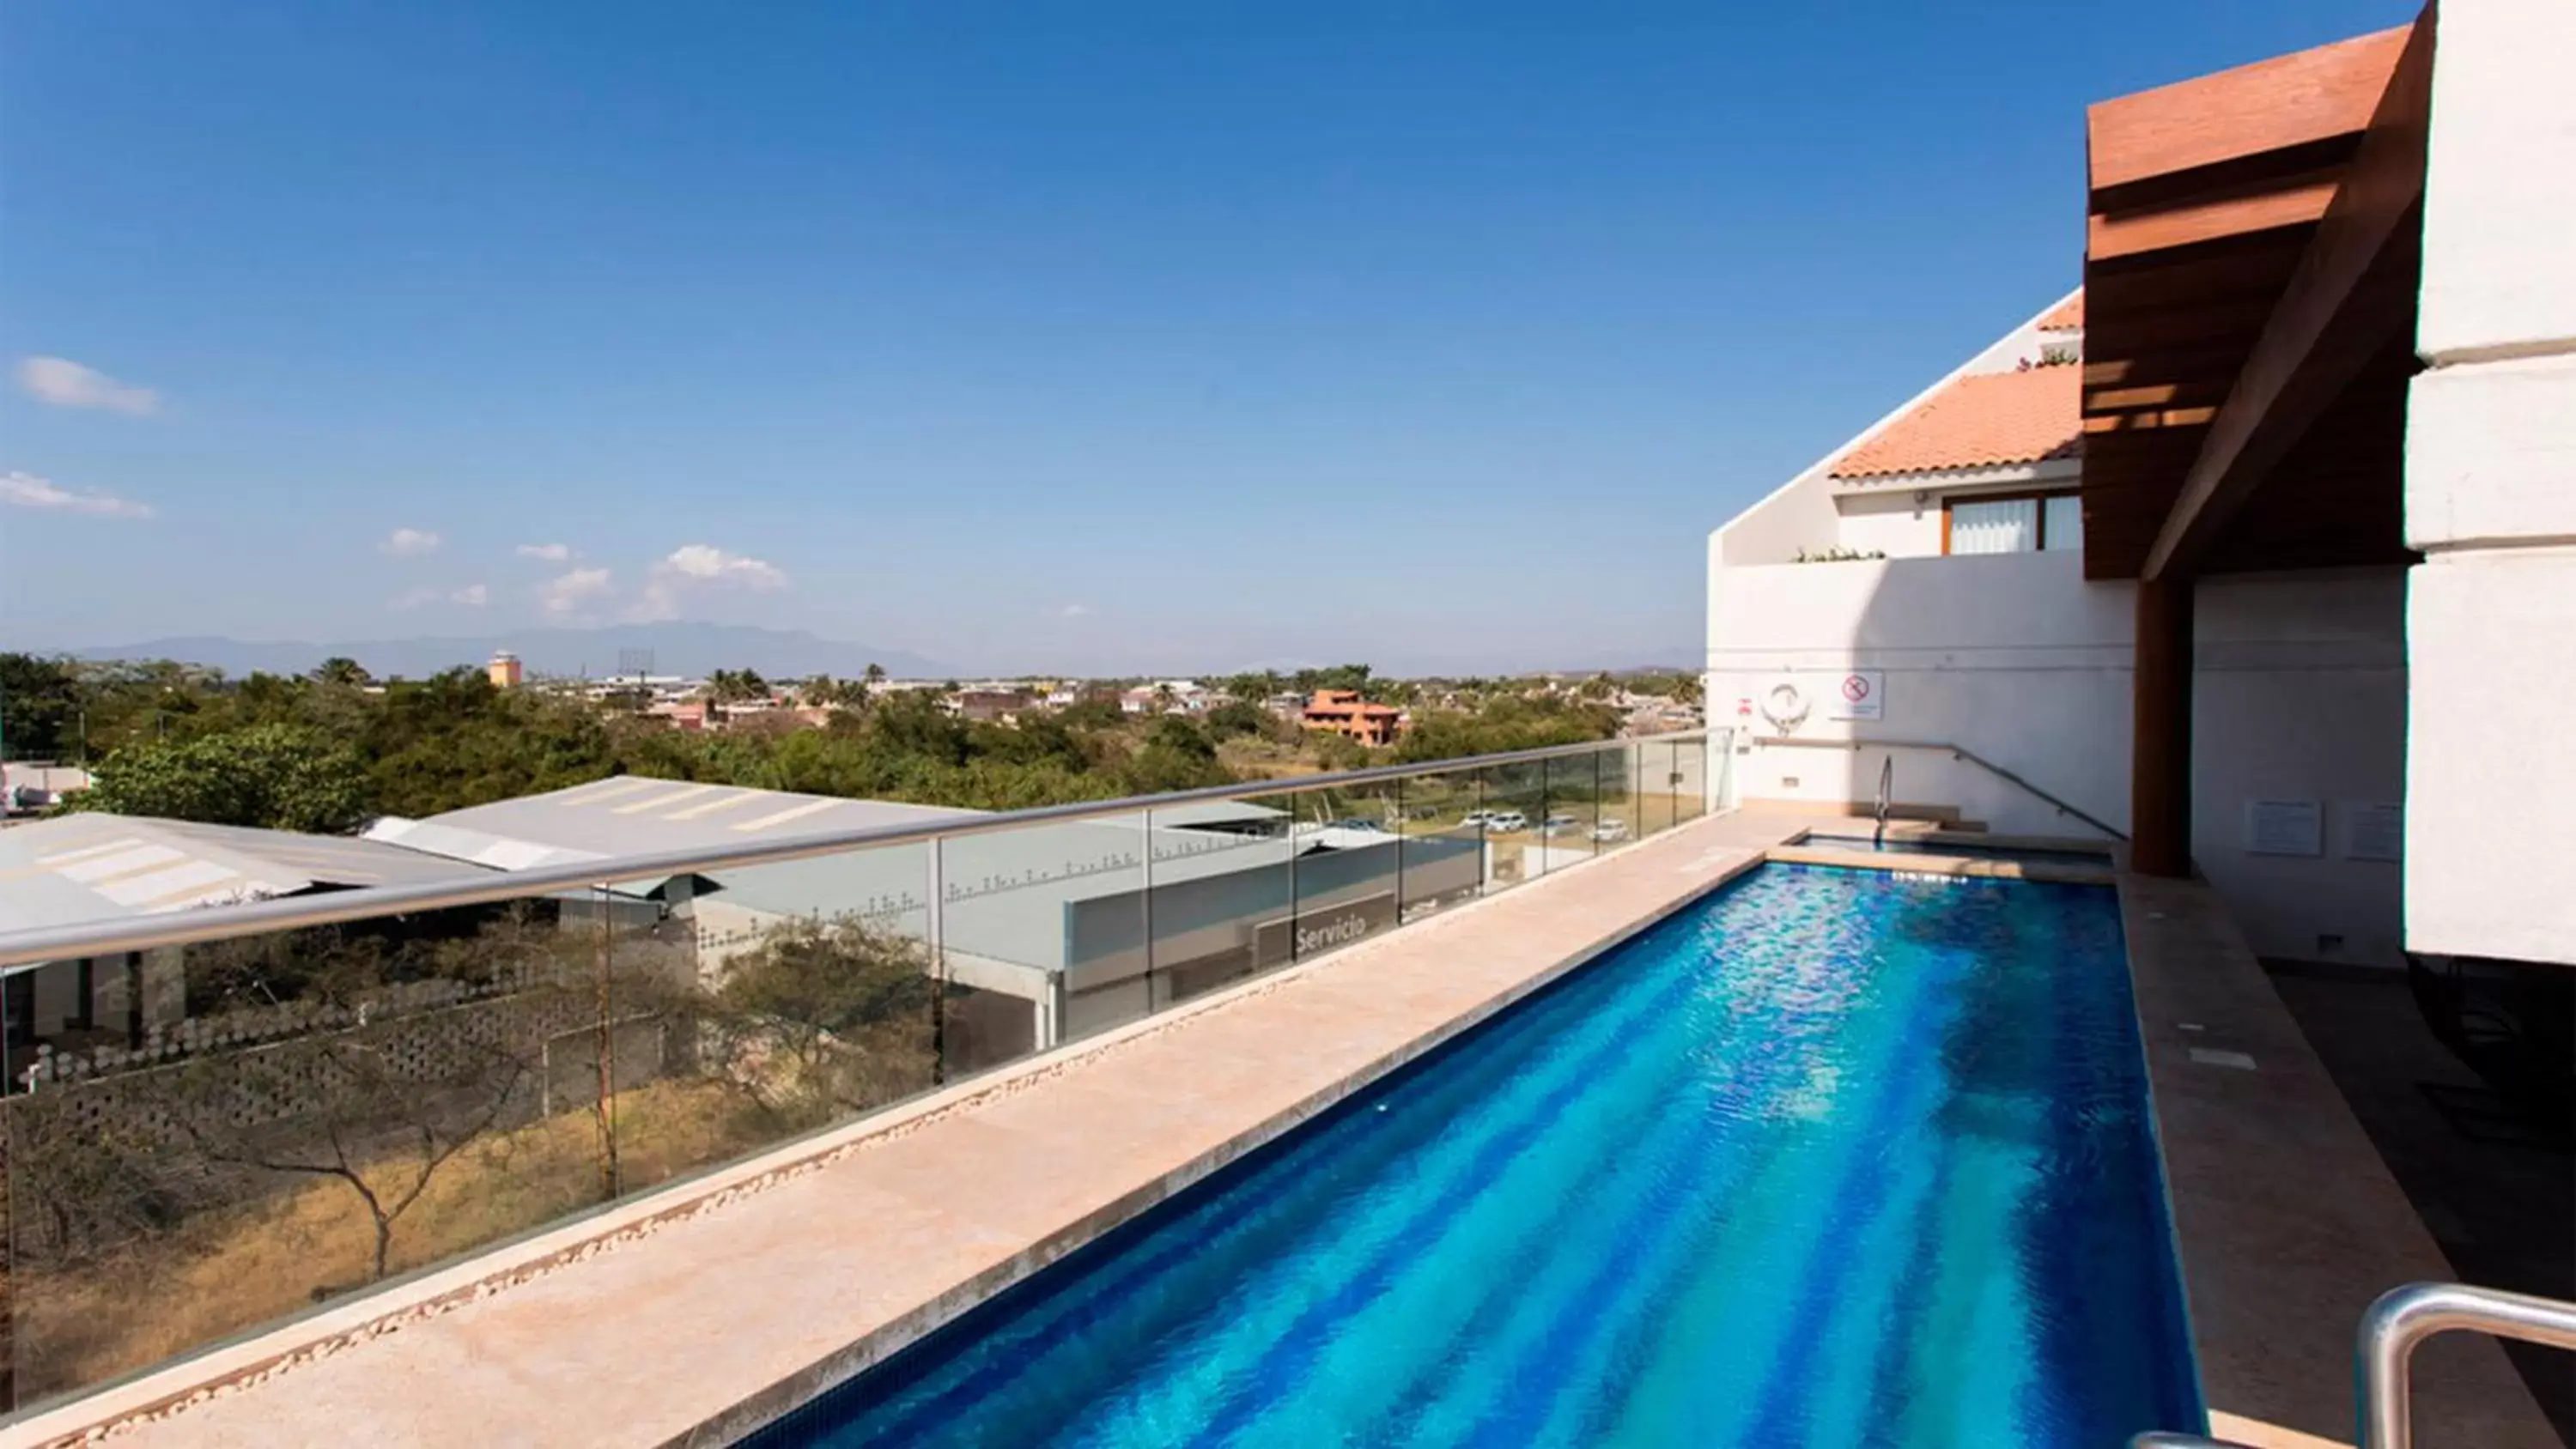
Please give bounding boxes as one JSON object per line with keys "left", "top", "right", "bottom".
{"left": 1950, "top": 497, "right": 2038, "bottom": 555}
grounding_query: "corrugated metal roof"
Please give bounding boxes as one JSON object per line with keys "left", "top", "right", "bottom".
{"left": 0, "top": 814, "right": 499, "bottom": 936}
{"left": 373, "top": 782, "right": 1381, "bottom": 973}
{"left": 374, "top": 778, "right": 981, "bottom": 860}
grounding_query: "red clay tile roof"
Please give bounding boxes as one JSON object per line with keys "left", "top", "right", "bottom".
{"left": 2038, "top": 292, "right": 2084, "bottom": 330}
{"left": 1829, "top": 361, "right": 2082, "bottom": 479}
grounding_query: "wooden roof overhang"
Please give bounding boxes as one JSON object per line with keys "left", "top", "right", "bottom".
{"left": 2079, "top": 13, "right": 2434, "bottom": 582}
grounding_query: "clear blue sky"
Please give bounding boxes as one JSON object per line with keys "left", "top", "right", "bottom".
{"left": 1, "top": 0, "right": 2412, "bottom": 675}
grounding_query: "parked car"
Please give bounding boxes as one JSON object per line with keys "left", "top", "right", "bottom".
{"left": 1539, "top": 814, "right": 1580, "bottom": 837}
{"left": 1590, "top": 817, "right": 1631, "bottom": 843}
{"left": 1482, "top": 810, "right": 1529, "bottom": 833}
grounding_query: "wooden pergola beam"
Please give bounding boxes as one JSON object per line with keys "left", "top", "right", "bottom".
{"left": 2140, "top": 9, "right": 2436, "bottom": 583}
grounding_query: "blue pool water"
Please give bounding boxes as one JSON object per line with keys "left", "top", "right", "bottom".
{"left": 754, "top": 864, "right": 2200, "bottom": 1448}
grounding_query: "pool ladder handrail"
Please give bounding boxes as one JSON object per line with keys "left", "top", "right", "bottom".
{"left": 1872, "top": 755, "right": 1892, "bottom": 848}
{"left": 2126, "top": 1281, "right": 2576, "bottom": 1449}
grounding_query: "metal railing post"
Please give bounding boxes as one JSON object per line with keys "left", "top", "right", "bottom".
{"left": 1139, "top": 811, "right": 1156, "bottom": 1011}
{"left": 2359, "top": 1282, "right": 2576, "bottom": 1449}
{"left": 927, "top": 834, "right": 945, "bottom": 1085}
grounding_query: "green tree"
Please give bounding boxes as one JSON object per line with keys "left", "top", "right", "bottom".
{"left": 0, "top": 652, "right": 83, "bottom": 759}
{"left": 1125, "top": 717, "right": 1230, "bottom": 793}
{"left": 76, "top": 724, "right": 371, "bottom": 833}
{"left": 1201, "top": 700, "right": 1275, "bottom": 742}
{"left": 309, "top": 657, "right": 374, "bottom": 688}
{"left": 696, "top": 914, "right": 936, "bottom": 1129}
{"left": 705, "top": 669, "right": 769, "bottom": 704}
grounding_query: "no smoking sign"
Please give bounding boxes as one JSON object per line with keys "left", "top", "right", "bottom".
{"left": 1831, "top": 669, "right": 1885, "bottom": 721}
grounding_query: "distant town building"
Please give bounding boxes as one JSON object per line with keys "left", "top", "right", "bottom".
{"left": 1300, "top": 689, "right": 1405, "bottom": 747}
{"left": 487, "top": 651, "right": 525, "bottom": 689}
{"left": 951, "top": 688, "right": 1033, "bottom": 723}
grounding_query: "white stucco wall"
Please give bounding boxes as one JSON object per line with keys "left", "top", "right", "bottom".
{"left": 1708, "top": 551, "right": 2136, "bottom": 838}
{"left": 1832, "top": 488, "right": 1945, "bottom": 559}
{"left": 1705, "top": 547, "right": 2411, "bottom": 965}
{"left": 2403, "top": 0, "right": 2576, "bottom": 966}
{"left": 2192, "top": 572, "right": 2409, "bottom": 967}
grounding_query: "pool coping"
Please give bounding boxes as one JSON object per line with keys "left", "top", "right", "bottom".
{"left": 0, "top": 811, "right": 1795, "bottom": 1449}
{"left": 2116, "top": 870, "right": 2559, "bottom": 1447}
{"left": 1765, "top": 840, "right": 2120, "bottom": 886}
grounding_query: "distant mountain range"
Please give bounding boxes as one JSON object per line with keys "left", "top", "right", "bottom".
{"left": 38, "top": 625, "right": 1696, "bottom": 682}
{"left": 54, "top": 624, "right": 948, "bottom": 682}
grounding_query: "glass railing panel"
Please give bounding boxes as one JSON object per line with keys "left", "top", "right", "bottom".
{"left": 1591, "top": 743, "right": 1638, "bottom": 852}
{"left": 944, "top": 810, "right": 1145, "bottom": 1050}
{"left": 1671, "top": 735, "right": 1709, "bottom": 824}
{"left": 598, "top": 840, "right": 942, "bottom": 1205}
{"left": 1279, "top": 777, "right": 1406, "bottom": 968}
{"left": 0, "top": 888, "right": 618, "bottom": 1410}
{"left": 1540, "top": 751, "right": 1601, "bottom": 866}
{"left": 1477, "top": 758, "right": 1547, "bottom": 892}
{"left": 1142, "top": 793, "right": 1297, "bottom": 1011}
{"left": 1396, "top": 763, "right": 1485, "bottom": 925}
{"left": 1641, "top": 738, "right": 1682, "bottom": 837}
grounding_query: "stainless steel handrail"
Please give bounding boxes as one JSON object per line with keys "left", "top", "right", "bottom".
{"left": 0, "top": 731, "right": 1713, "bottom": 969}
{"left": 1754, "top": 734, "right": 2129, "bottom": 843}
{"left": 2359, "top": 1282, "right": 2576, "bottom": 1449}
{"left": 1872, "top": 754, "right": 1893, "bottom": 847}
{"left": 2129, "top": 1280, "right": 2576, "bottom": 1449}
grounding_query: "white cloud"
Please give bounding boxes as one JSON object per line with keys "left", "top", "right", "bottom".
{"left": 381, "top": 526, "right": 442, "bottom": 556}
{"left": 630, "top": 544, "right": 788, "bottom": 621}
{"left": 515, "top": 543, "right": 572, "bottom": 561}
{"left": 1054, "top": 603, "right": 1092, "bottom": 619}
{"left": 392, "top": 581, "right": 494, "bottom": 610}
{"left": 540, "top": 567, "right": 614, "bottom": 616}
{"left": 659, "top": 544, "right": 787, "bottom": 588}
{"left": 0, "top": 470, "right": 155, "bottom": 519}
{"left": 15, "top": 356, "right": 161, "bottom": 415}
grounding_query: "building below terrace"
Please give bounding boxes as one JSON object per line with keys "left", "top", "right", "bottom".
{"left": 363, "top": 779, "right": 1485, "bottom": 1058}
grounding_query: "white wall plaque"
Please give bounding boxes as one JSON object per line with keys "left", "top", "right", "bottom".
{"left": 2245, "top": 800, "right": 2324, "bottom": 857}
{"left": 2342, "top": 802, "right": 2403, "bottom": 862}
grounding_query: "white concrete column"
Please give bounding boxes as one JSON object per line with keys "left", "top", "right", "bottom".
{"left": 2403, "top": 0, "right": 2576, "bottom": 963}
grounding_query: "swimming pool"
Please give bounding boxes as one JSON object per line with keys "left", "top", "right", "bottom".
{"left": 750, "top": 864, "right": 2200, "bottom": 1448}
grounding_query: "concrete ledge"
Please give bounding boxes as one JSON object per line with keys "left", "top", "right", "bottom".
{"left": 5, "top": 814, "right": 1795, "bottom": 1449}
{"left": 2117, "top": 871, "right": 2557, "bottom": 1447}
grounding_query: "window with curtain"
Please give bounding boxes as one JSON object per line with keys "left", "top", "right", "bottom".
{"left": 1943, "top": 493, "right": 2081, "bottom": 555}
{"left": 2043, "top": 494, "right": 2083, "bottom": 551}
{"left": 1947, "top": 497, "right": 2038, "bottom": 555}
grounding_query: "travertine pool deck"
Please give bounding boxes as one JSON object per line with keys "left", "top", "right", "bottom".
{"left": 10, "top": 815, "right": 2556, "bottom": 1448}
{"left": 2120, "top": 872, "right": 2558, "bottom": 1449}
{"left": 4, "top": 811, "right": 1796, "bottom": 1449}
